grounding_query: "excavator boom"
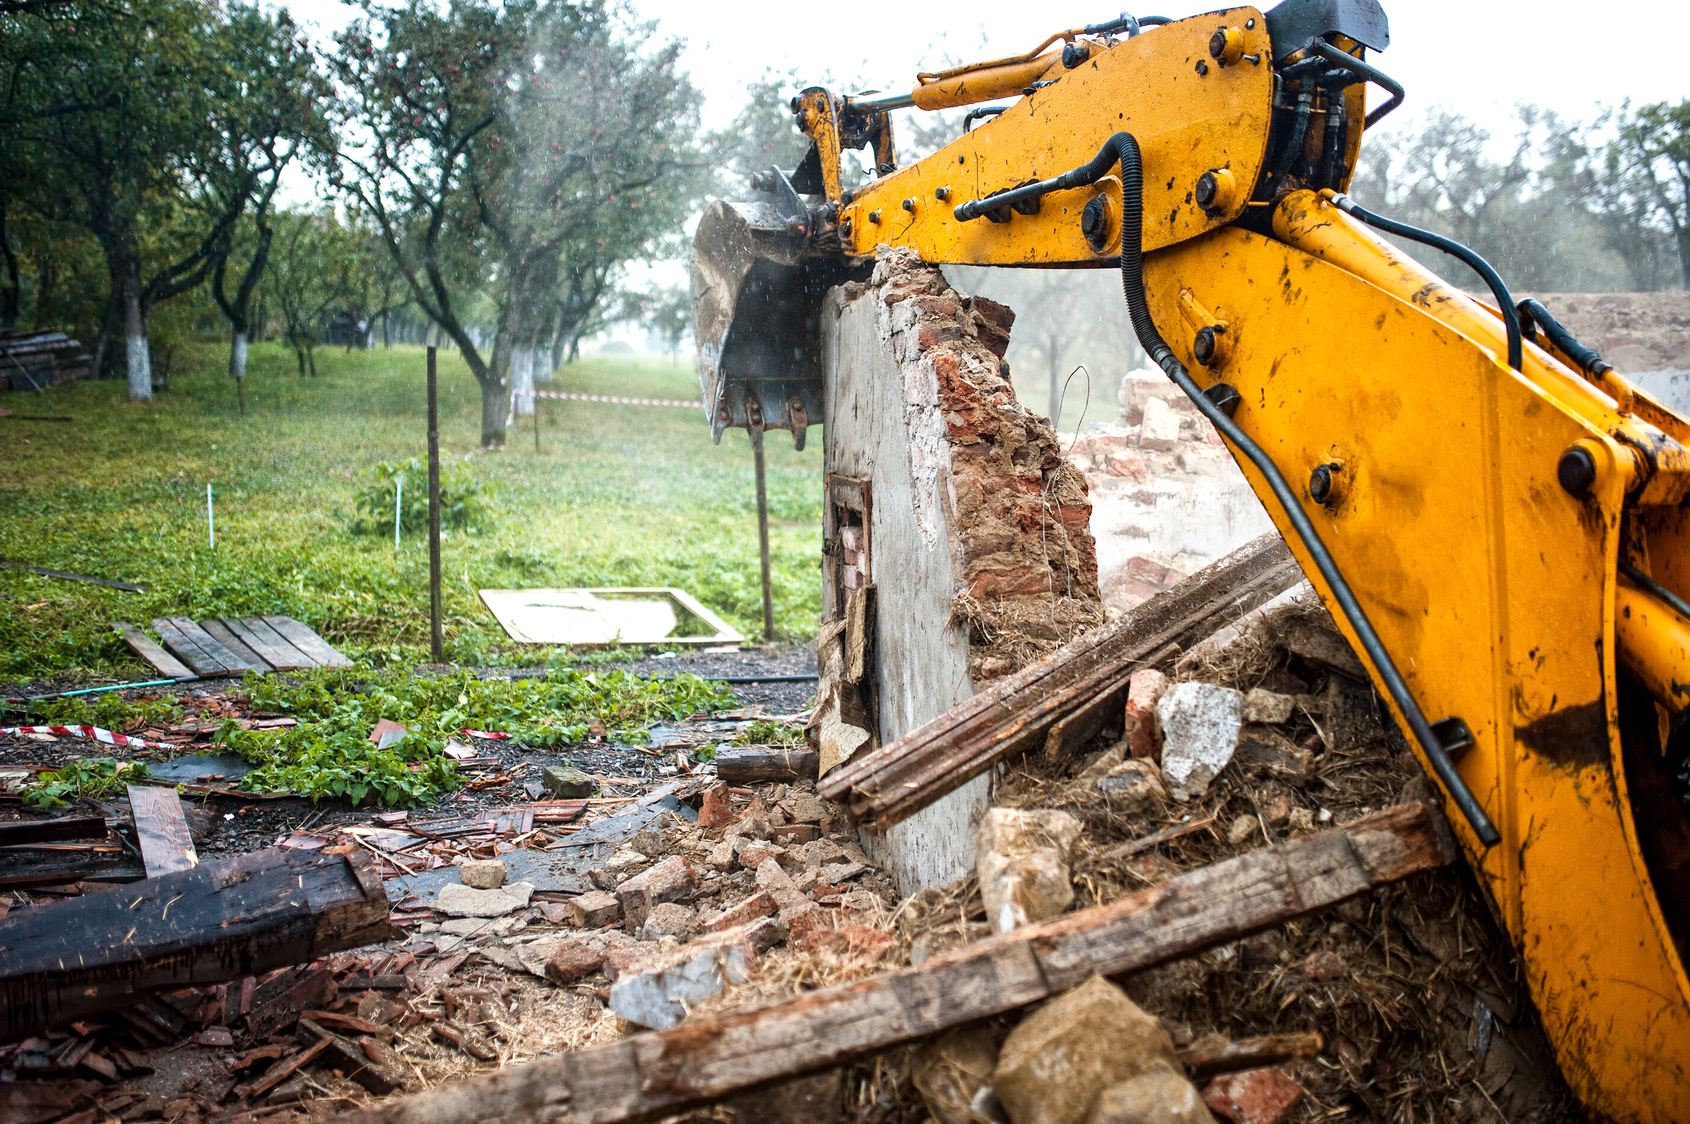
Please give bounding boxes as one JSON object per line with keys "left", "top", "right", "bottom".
{"left": 691, "top": 2, "right": 1690, "bottom": 1118}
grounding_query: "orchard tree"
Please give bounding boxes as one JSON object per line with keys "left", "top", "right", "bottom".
{"left": 331, "top": 0, "right": 706, "bottom": 445}
{"left": 4, "top": 0, "right": 319, "bottom": 400}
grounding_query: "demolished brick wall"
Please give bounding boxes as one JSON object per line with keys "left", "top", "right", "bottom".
{"left": 1067, "top": 369, "right": 1274, "bottom": 613}
{"left": 843, "top": 246, "right": 1104, "bottom": 683}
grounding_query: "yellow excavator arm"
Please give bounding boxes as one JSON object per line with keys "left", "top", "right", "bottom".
{"left": 691, "top": 3, "right": 1690, "bottom": 1118}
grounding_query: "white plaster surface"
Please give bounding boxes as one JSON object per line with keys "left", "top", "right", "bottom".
{"left": 823, "top": 286, "right": 988, "bottom": 894}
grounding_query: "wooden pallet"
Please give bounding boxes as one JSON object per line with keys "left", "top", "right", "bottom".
{"left": 111, "top": 616, "right": 351, "bottom": 678}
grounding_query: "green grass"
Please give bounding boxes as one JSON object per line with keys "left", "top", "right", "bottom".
{"left": 0, "top": 342, "right": 825, "bottom": 680}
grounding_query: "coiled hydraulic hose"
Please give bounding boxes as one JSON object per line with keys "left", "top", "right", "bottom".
{"left": 1327, "top": 193, "right": 1523, "bottom": 373}
{"left": 1017, "top": 132, "right": 1503, "bottom": 846}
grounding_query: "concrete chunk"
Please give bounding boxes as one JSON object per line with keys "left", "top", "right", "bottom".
{"left": 703, "top": 891, "right": 777, "bottom": 934}
{"left": 541, "top": 765, "right": 595, "bottom": 799}
{"left": 638, "top": 902, "right": 697, "bottom": 942}
{"left": 1138, "top": 396, "right": 1182, "bottom": 452}
{"left": 436, "top": 881, "right": 534, "bottom": 918}
{"left": 607, "top": 935, "right": 756, "bottom": 1030}
{"left": 1157, "top": 682, "right": 1245, "bottom": 801}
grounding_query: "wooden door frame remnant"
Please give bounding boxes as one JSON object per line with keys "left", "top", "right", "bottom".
{"left": 823, "top": 474, "right": 871, "bottom": 621}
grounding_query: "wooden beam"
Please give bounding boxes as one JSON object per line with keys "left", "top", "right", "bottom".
{"left": 127, "top": 784, "right": 199, "bottom": 877}
{"left": 328, "top": 802, "right": 1454, "bottom": 1124}
{"left": 820, "top": 534, "right": 1300, "bottom": 828}
{"left": 0, "top": 847, "right": 394, "bottom": 1040}
{"left": 0, "top": 815, "right": 108, "bottom": 847}
{"left": 715, "top": 747, "right": 820, "bottom": 785}
{"left": 0, "top": 844, "right": 144, "bottom": 888}
{"left": 262, "top": 616, "right": 352, "bottom": 668}
{"left": 110, "top": 622, "right": 193, "bottom": 679}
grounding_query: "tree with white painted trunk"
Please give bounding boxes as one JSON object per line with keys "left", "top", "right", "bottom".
{"left": 5, "top": 0, "right": 319, "bottom": 400}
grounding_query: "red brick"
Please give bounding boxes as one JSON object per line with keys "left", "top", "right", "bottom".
{"left": 615, "top": 855, "right": 698, "bottom": 931}
{"left": 543, "top": 943, "right": 607, "bottom": 986}
{"left": 1203, "top": 1068, "right": 1304, "bottom": 1124}
{"left": 696, "top": 786, "right": 735, "bottom": 829}
{"left": 703, "top": 891, "right": 777, "bottom": 933}
{"left": 1123, "top": 668, "right": 1169, "bottom": 759}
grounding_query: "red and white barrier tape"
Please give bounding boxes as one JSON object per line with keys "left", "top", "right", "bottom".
{"left": 531, "top": 391, "right": 702, "bottom": 409}
{"left": 1, "top": 724, "right": 173, "bottom": 749}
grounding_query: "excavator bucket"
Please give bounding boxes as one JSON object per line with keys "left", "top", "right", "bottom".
{"left": 691, "top": 169, "right": 869, "bottom": 448}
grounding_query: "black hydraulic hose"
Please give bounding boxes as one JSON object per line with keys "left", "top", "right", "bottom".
{"left": 1093, "top": 131, "right": 1503, "bottom": 848}
{"left": 1329, "top": 193, "right": 1523, "bottom": 373}
{"left": 1269, "top": 91, "right": 1314, "bottom": 184}
{"left": 1304, "top": 39, "right": 1403, "bottom": 127}
{"left": 1618, "top": 559, "right": 1690, "bottom": 623}
{"left": 1517, "top": 298, "right": 1613, "bottom": 378}
{"left": 962, "top": 106, "right": 1010, "bottom": 133}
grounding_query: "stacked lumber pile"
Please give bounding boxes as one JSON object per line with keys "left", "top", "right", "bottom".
{"left": 0, "top": 331, "right": 92, "bottom": 391}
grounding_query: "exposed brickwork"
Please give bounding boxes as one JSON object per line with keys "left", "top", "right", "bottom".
{"left": 841, "top": 248, "right": 1103, "bottom": 682}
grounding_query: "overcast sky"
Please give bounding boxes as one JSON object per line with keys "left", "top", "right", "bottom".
{"left": 284, "top": 0, "right": 1685, "bottom": 139}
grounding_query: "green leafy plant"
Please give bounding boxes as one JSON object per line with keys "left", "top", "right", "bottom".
{"left": 735, "top": 717, "right": 806, "bottom": 746}
{"left": 27, "top": 693, "right": 182, "bottom": 733}
{"left": 350, "top": 458, "right": 491, "bottom": 536}
{"left": 22, "top": 758, "right": 150, "bottom": 807}
{"left": 215, "top": 666, "right": 734, "bottom": 807}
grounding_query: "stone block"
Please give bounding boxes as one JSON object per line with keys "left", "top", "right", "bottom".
{"left": 706, "top": 838, "right": 738, "bottom": 871}
{"left": 1118, "top": 369, "right": 1185, "bottom": 425}
{"left": 1202, "top": 1068, "right": 1304, "bottom": 1124}
{"left": 543, "top": 942, "right": 607, "bottom": 986}
{"left": 913, "top": 1027, "right": 999, "bottom": 1124}
{"left": 1123, "top": 668, "right": 1169, "bottom": 759}
{"left": 457, "top": 859, "right": 506, "bottom": 889}
{"left": 1242, "top": 688, "right": 1295, "bottom": 726}
{"left": 993, "top": 976, "right": 1182, "bottom": 1124}
{"left": 976, "top": 808, "right": 1083, "bottom": 934}
{"left": 607, "top": 935, "right": 756, "bottom": 1030}
{"left": 1157, "top": 682, "right": 1245, "bottom": 800}
{"left": 1138, "top": 396, "right": 1182, "bottom": 452}
{"left": 541, "top": 765, "right": 595, "bottom": 799}
{"left": 564, "top": 889, "right": 621, "bottom": 929}
{"left": 1089, "top": 1063, "right": 1217, "bottom": 1124}
{"left": 436, "top": 881, "right": 534, "bottom": 918}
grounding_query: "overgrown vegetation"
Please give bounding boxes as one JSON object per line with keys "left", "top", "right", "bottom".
{"left": 350, "top": 458, "right": 492, "bottom": 536}
{"left": 22, "top": 758, "right": 149, "bottom": 807}
{"left": 213, "top": 665, "right": 733, "bottom": 806}
{"left": 0, "top": 346, "right": 824, "bottom": 681}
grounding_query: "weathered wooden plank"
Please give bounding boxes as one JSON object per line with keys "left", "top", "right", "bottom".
{"left": 226, "top": 616, "right": 317, "bottom": 669}
{"left": 820, "top": 534, "right": 1300, "bottom": 827}
{"left": 110, "top": 622, "right": 193, "bottom": 678}
{"left": 0, "top": 847, "right": 393, "bottom": 1040}
{"left": 0, "top": 815, "right": 108, "bottom": 847}
{"left": 127, "top": 784, "right": 198, "bottom": 877}
{"left": 199, "top": 618, "right": 275, "bottom": 673}
{"left": 328, "top": 802, "right": 1453, "bottom": 1124}
{"left": 262, "top": 615, "right": 352, "bottom": 668}
{"left": 0, "top": 844, "right": 144, "bottom": 888}
{"left": 1179, "top": 1033, "right": 1323, "bottom": 1081}
{"left": 715, "top": 746, "right": 820, "bottom": 784}
{"left": 152, "top": 616, "right": 253, "bottom": 676}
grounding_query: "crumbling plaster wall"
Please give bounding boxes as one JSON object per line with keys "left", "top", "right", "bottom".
{"left": 820, "top": 248, "right": 1102, "bottom": 892}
